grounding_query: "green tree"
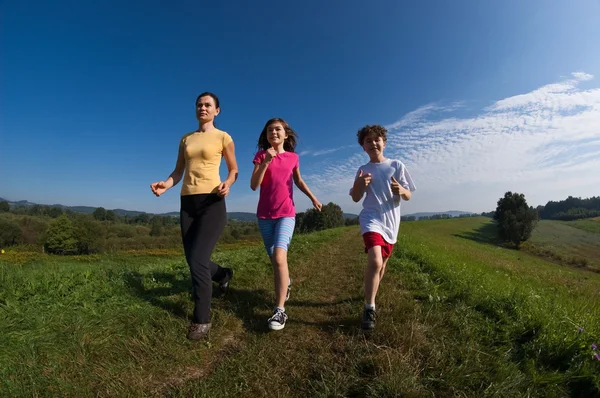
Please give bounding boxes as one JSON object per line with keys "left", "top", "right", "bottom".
{"left": 48, "top": 206, "right": 64, "bottom": 218}
{"left": 92, "top": 207, "right": 107, "bottom": 221}
{"left": 298, "top": 202, "right": 345, "bottom": 233}
{"left": 73, "top": 215, "right": 105, "bottom": 254}
{"left": 0, "top": 201, "right": 9, "bottom": 212}
{"left": 105, "top": 210, "right": 117, "bottom": 222}
{"left": 44, "top": 214, "right": 78, "bottom": 254}
{"left": 494, "top": 191, "right": 538, "bottom": 248}
{"left": 149, "top": 221, "right": 164, "bottom": 237}
{"left": 0, "top": 219, "right": 23, "bottom": 246}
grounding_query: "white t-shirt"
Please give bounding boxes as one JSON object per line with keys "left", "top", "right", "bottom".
{"left": 351, "top": 159, "right": 416, "bottom": 244}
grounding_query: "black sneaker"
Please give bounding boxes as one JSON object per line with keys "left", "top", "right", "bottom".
{"left": 361, "top": 308, "right": 376, "bottom": 330}
{"left": 268, "top": 308, "right": 288, "bottom": 331}
{"left": 285, "top": 278, "right": 292, "bottom": 302}
{"left": 219, "top": 268, "right": 233, "bottom": 296}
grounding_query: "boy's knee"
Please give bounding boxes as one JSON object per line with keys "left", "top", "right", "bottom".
{"left": 368, "top": 258, "right": 384, "bottom": 270}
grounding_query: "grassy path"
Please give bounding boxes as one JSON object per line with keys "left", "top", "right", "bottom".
{"left": 187, "top": 227, "right": 406, "bottom": 397}
{"left": 3, "top": 221, "right": 600, "bottom": 397}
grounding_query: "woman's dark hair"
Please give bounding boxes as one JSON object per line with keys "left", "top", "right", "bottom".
{"left": 196, "top": 92, "right": 220, "bottom": 109}
{"left": 196, "top": 92, "right": 220, "bottom": 127}
{"left": 257, "top": 118, "right": 298, "bottom": 152}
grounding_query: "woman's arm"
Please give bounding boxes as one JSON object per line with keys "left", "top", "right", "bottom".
{"left": 150, "top": 145, "right": 186, "bottom": 197}
{"left": 217, "top": 141, "right": 239, "bottom": 197}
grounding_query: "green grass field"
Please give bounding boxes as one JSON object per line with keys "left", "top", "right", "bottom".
{"left": 523, "top": 220, "right": 600, "bottom": 271}
{"left": 1, "top": 218, "right": 599, "bottom": 397}
{"left": 564, "top": 217, "right": 600, "bottom": 235}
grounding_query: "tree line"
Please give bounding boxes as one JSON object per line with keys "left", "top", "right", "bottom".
{"left": 0, "top": 201, "right": 350, "bottom": 254}
{"left": 536, "top": 196, "right": 600, "bottom": 220}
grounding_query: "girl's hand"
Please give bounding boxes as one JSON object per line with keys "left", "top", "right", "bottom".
{"left": 312, "top": 199, "right": 322, "bottom": 211}
{"left": 264, "top": 147, "right": 277, "bottom": 163}
{"left": 150, "top": 181, "right": 168, "bottom": 197}
{"left": 217, "top": 181, "right": 230, "bottom": 197}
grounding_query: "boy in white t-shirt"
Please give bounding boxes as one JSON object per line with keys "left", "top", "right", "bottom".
{"left": 350, "top": 125, "right": 416, "bottom": 330}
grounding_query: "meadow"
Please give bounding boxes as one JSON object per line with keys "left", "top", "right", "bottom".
{"left": 1, "top": 217, "right": 599, "bottom": 397}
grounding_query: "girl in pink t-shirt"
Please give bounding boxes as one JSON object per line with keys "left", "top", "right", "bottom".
{"left": 250, "top": 118, "right": 322, "bottom": 331}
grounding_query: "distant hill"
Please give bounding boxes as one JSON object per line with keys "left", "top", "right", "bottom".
{"left": 405, "top": 210, "right": 475, "bottom": 219}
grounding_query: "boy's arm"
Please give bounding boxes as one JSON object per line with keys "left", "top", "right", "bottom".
{"left": 395, "top": 163, "right": 415, "bottom": 201}
{"left": 350, "top": 169, "right": 370, "bottom": 202}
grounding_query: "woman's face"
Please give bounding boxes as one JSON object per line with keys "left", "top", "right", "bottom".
{"left": 196, "top": 95, "right": 220, "bottom": 123}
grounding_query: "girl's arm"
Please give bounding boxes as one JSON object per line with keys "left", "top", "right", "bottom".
{"left": 150, "top": 145, "right": 186, "bottom": 197}
{"left": 250, "top": 161, "right": 270, "bottom": 191}
{"left": 217, "top": 141, "right": 239, "bottom": 197}
{"left": 293, "top": 167, "right": 322, "bottom": 210}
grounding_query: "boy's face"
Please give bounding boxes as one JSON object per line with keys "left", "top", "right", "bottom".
{"left": 362, "top": 132, "right": 386, "bottom": 157}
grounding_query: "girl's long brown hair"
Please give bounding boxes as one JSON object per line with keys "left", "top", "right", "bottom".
{"left": 257, "top": 118, "right": 298, "bottom": 152}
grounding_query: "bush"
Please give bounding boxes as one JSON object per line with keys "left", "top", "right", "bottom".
{"left": 44, "top": 215, "right": 78, "bottom": 254}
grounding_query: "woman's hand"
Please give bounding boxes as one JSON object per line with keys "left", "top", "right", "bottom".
{"left": 217, "top": 181, "right": 230, "bottom": 197}
{"left": 150, "top": 181, "right": 168, "bottom": 197}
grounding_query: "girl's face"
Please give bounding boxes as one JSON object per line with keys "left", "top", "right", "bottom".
{"left": 362, "top": 132, "right": 386, "bottom": 156}
{"left": 196, "top": 96, "right": 220, "bottom": 123}
{"left": 266, "top": 122, "right": 288, "bottom": 147}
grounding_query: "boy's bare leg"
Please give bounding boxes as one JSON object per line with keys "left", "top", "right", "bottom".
{"left": 379, "top": 256, "right": 390, "bottom": 283}
{"left": 272, "top": 248, "right": 289, "bottom": 308}
{"left": 364, "top": 246, "right": 384, "bottom": 305}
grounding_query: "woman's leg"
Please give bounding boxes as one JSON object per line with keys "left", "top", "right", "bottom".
{"left": 180, "top": 195, "right": 227, "bottom": 325}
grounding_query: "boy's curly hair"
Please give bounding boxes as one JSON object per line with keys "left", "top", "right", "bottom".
{"left": 357, "top": 125, "right": 387, "bottom": 146}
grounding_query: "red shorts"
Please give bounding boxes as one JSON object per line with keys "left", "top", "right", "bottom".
{"left": 362, "top": 232, "right": 394, "bottom": 258}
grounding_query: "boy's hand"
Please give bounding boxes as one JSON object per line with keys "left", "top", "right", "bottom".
{"left": 356, "top": 169, "right": 372, "bottom": 188}
{"left": 264, "top": 147, "right": 277, "bottom": 163}
{"left": 391, "top": 176, "right": 402, "bottom": 196}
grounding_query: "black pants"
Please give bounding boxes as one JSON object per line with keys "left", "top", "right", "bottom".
{"left": 180, "top": 194, "right": 227, "bottom": 324}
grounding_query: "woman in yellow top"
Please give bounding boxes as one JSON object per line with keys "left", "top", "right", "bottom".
{"left": 150, "top": 92, "right": 238, "bottom": 340}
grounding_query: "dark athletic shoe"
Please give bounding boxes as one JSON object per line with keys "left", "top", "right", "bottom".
{"left": 268, "top": 308, "right": 288, "bottom": 331}
{"left": 361, "top": 308, "right": 376, "bottom": 331}
{"left": 219, "top": 268, "right": 233, "bottom": 296}
{"left": 187, "top": 323, "right": 211, "bottom": 340}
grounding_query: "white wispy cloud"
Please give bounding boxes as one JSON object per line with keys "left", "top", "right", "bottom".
{"left": 299, "top": 145, "right": 355, "bottom": 157}
{"left": 299, "top": 72, "right": 600, "bottom": 214}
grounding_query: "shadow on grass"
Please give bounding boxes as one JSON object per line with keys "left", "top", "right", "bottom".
{"left": 124, "top": 270, "right": 277, "bottom": 332}
{"left": 452, "top": 221, "right": 503, "bottom": 246}
{"left": 220, "top": 287, "right": 273, "bottom": 334}
{"left": 289, "top": 316, "right": 363, "bottom": 335}
{"left": 124, "top": 271, "right": 367, "bottom": 335}
{"left": 124, "top": 271, "right": 192, "bottom": 320}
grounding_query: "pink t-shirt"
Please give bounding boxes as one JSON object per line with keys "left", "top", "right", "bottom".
{"left": 253, "top": 150, "right": 299, "bottom": 219}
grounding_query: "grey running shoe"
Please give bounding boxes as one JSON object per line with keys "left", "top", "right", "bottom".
{"left": 219, "top": 268, "right": 233, "bottom": 296}
{"left": 361, "top": 308, "right": 376, "bottom": 331}
{"left": 187, "top": 323, "right": 211, "bottom": 340}
{"left": 268, "top": 308, "right": 288, "bottom": 331}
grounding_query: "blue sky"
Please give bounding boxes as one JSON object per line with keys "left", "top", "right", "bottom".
{"left": 2, "top": 0, "right": 600, "bottom": 215}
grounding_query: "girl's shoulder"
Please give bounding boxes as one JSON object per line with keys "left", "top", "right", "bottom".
{"left": 253, "top": 149, "right": 266, "bottom": 163}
